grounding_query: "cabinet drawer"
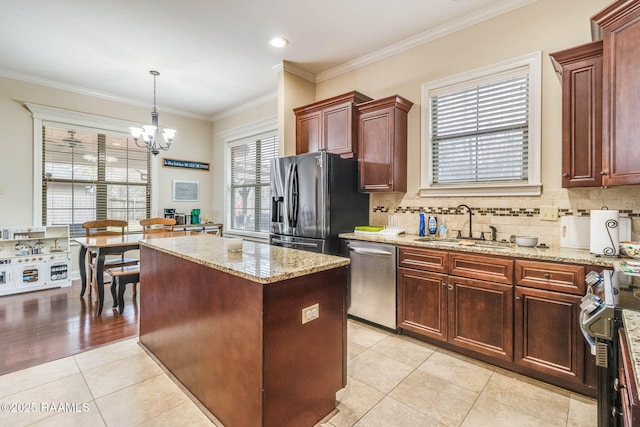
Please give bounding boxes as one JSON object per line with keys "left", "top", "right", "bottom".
{"left": 515, "top": 260, "right": 585, "bottom": 295}
{"left": 449, "top": 252, "right": 513, "bottom": 285}
{"left": 398, "top": 246, "right": 448, "bottom": 273}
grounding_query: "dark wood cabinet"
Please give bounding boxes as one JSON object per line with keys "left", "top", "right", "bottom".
{"left": 396, "top": 245, "right": 596, "bottom": 396}
{"left": 549, "top": 41, "right": 603, "bottom": 188}
{"left": 397, "top": 247, "right": 513, "bottom": 361}
{"left": 515, "top": 259, "right": 586, "bottom": 295}
{"left": 618, "top": 328, "right": 640, "bottom": 427}
{"left": 398, "top": 267, "right": 448, "bottom": 341}
{"left": 514, "top": 286, "right": 584, "bottom": 387}
{"left": 448, "top": 275, "right": 513, "bottom": 362}
{"left": 593, "top": 0, "right": 640, "bottom": 186}
{"left": 294, "top": 91, "right": 372, "bottom": 158}
{"left": 356, "top": 95, "right": 413, "bottom": 192}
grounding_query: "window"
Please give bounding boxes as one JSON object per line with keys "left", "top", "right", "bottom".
{"left": 420, "top": 52, "right": 541, "bottom": 196}
{"left": 221, "top": 117, "right": 279, "bottom": 239}
{"left": 28, "top": 104, "right": 151, "bottom": 236}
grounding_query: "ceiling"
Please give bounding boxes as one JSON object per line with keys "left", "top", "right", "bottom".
{"left": 0, "top": 0, "right": 532, "bottom": 120}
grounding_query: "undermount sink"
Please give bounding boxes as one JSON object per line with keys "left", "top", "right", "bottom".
{"left": 414, "top": 238, "right": 511, "bottom": 250}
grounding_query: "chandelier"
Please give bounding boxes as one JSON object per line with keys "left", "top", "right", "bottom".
{"left": 129, "top": 70, "right": 176, "bottom": 156}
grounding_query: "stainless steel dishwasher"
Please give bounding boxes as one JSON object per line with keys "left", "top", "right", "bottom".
{"left": 347, "top": 240, "right": 397, "bottom": 330}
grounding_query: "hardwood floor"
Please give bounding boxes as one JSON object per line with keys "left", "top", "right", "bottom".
{"left": 0, "top": 279, "right": 138, "bottom": 376}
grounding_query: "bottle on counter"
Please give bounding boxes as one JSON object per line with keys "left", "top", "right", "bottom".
{"left": 419, "top": 213, "right": 426, "bottom": 237}
{"left": 439, "top": 219, "right": 447, "bottom": 238}
{"left": 428, "top": 215, "right": 437, "bottom": 235}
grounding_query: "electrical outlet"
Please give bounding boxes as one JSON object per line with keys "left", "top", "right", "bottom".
{"left": 540, "top": 205, "right": 559, "bottom": 221}
{"left": 302, "top": 303, "right": 319, "bottom": 324}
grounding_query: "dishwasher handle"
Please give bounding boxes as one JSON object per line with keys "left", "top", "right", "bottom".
{"left": 349, "top": 247, "right": 394, "bottom": 257}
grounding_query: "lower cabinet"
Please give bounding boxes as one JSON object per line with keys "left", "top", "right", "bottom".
{"left": 514, "top": 286, "right": 584, "bottom": 387}
{"left": 448, "top": 275, "right": 513, "bottom": 362}
{"left": 397, "top": 249, "right": 513, "bottom": 362}
{"left": 397, "top": 245, "right": 595, "bottom": 396}
{"left": 397, "top": 268, "right": 447, "bottom": 341}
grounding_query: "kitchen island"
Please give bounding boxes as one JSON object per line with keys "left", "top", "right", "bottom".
{"left": 138, "top": 234, "right": 349, "bottom": 427}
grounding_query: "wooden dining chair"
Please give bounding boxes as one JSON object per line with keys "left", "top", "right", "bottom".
{"left": 140, "top": 217, "right": 176, "bottom": 234}
{"left": 81, "top": 220, "right": 139, "bottom": 299}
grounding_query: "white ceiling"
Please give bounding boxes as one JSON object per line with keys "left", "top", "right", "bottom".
{"left": 0, "top": 0, "right": 533, "bottom": 120}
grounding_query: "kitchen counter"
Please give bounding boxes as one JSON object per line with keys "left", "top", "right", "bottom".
{"left": 339, "top": 232, "right": 618, "bottom": 267}
{"left": 140, "top": 234, "right": 349, "bottom": 283}
{"left": 138, "top": 234, "right": 348, "bottom": 427}
{"left": 622, "top": 310, "right": 640, "bottom": 399}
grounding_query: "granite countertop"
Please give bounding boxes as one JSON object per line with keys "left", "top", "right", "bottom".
{"left": 622, "top": 310, "right": 640, "bottom": 398}
{"left": 339, "top": 232, "right": 618, "bottom": 267}
{"left": 139, "top": 234, "right": 349, "bottom": 284}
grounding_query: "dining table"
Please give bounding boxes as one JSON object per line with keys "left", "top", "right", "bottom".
{"left": 73, "top": 231, "right": 194, "bottom": 315}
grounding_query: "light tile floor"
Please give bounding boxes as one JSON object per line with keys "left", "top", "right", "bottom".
{"left": 0, "top": 320, "right": 596, "bottom": 427}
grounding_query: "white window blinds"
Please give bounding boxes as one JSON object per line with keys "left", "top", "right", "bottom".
{"left": 431, "top": 74, "right": 529, "bottom": 184}
{"left": 42, "top": 125, "right": 150, "bottom": 236}
{"left": 226, "top": 134, "right": 278, "bottom": 235}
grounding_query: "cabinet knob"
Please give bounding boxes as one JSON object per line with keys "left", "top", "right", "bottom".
{"left": 544, "top": 273, "right": 551, "bottom": 279}
{"left": 447, "top": 284, "right": 454, "bottom": 291}
{"left": 562, "top": 173, "right": 569, "bottom": 177}
{"left": 515, "top": 296, "right": 521, "bottom": 301}
{"left": 600, "top": 170, "right": 607, "bottom": 176}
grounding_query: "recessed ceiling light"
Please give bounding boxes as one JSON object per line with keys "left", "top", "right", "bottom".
{"left": 269, "top": 37, "right": 288, "bottom": 48}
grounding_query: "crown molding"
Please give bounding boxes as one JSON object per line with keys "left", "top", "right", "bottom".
{"left": 0, "top": 68, "right": 210, "bottom": 121}
{"left": 316, "top": 0, "right": 538, "bottom": 82}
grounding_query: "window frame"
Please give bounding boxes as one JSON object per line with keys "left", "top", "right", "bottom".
{"left": 220, "top": 116, "right": 278, "bottom": 241}
{"left": 27, "top": 103, "right": 157, "bottom": 229}
{"left": 420, "top": 51, "right": 542, "bottom": 197}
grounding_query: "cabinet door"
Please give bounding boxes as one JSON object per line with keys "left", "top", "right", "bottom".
{"left": 323, "top": 102, "right": 355, "bottom": 157}
{"left": 514, "top": 287, "right": 584, "bottom": 385}
{"left": 594, "top": 2, "right": 640, "bottom": 186}
{"left": 397, "top": 267, "right": 447, "bottom": 341}
{"left": 357, "top": 95, "right": 412, "bottom": 193}
{"left": 550, "top": 41, "right": 603, "bottom": 187}
{"left": 358, "top": 106, "right": 397, "bottom": 192}
{"left": 296, "top": 111, "right": 322, "bottom": 155}
{"left": 447, "top": 276, "right": 513, "bottom": 362}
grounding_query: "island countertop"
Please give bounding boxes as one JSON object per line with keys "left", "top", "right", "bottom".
{"left": 139, "top": 234, "right": 349, "bottom": 284}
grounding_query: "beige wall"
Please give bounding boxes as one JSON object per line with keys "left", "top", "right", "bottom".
{"left": 0, "top": 76, "right": 213, "bottom": 227}
{"left": 2, "top": 0, "right": 635, "bottom": 250}
{"left": 303, "top": 0, "right": 639, "bottom": 246}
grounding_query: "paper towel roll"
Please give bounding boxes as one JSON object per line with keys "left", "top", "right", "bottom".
{"left": 590, "top": 209, "right": 620, "bottom": 255}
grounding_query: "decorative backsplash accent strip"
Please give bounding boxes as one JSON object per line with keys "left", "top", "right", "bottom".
{"left": 371, "top": 206, "right": 639, "bottom": 218}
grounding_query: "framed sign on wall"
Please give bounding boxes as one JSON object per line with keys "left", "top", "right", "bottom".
{"left": 173, "top": 180, "right": 199, "bottom": 202}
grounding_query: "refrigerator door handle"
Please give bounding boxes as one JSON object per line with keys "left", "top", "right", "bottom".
{"left": 288, "top": 163, "right": 299, "bottom": 227}
{"left": 271, "top": 238, "right": 318, "bottom": 247}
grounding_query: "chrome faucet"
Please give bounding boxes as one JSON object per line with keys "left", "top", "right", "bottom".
{"left": 456, "top": 204, "right": 473, "bottom": 239}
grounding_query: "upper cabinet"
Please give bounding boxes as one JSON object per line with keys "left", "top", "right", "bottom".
{"left": 294, "top": 91, "right": 372, "bottom": 158}
{"left": 550, "top": 40, "right": 603, "bottom": 188}
{"left": 593, "top": 0, "right": 640, "bottom": 186}
{"left": 356, "top": 95, "right": 413, "bottom": 192}
{"left": 550, "top": 0, "right": 640, "bottom": 188}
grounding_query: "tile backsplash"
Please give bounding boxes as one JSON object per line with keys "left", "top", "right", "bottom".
{"left": 368, "top": 186, "right": 640, "bottom": 248}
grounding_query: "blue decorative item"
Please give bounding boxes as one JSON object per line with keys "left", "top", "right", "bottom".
{"left": 419, "top": 213, "right": 426, "bottom": 237}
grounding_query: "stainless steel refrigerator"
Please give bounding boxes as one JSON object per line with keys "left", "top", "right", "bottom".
{"left": 270, "top": 151, "right": 369, "bottom": 255}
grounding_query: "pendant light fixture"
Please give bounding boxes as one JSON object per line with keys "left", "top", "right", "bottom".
{"left": 129, "top": 70, "right": 176, "bottom": 156}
